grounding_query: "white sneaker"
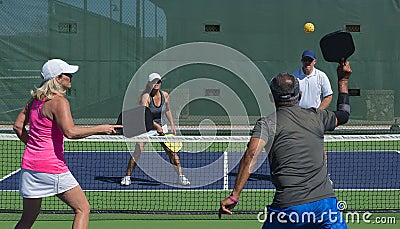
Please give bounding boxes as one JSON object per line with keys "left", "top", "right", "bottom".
{"left": 178, "top": 175, "right": 190, "bottom": 186}
{"left": 121, "top": 176, "right": 131, "bottom": 186}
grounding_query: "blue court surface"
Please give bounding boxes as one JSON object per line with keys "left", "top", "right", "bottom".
{"left": 1, "top": 150, "right": 400, "bottom": 191}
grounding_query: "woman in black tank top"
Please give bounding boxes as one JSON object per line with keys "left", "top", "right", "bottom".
{"left": 148, "top": 89, "right": 165, "bottom": 129}
{"left": 121, "top": 73, "right": 190, "bottom": 186}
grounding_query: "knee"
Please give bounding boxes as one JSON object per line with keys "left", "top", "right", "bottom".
{"left": 75, "top": 202, "right": 91, "bottom": 215}
{"left": 83, "top": 203, "right": 91, "bottom": 215}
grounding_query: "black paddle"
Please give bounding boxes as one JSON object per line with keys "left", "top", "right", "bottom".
{"left": 116, "top": 106, "right": 153, "bottom": 137}
{"left": 320, "top": 30, "right": 355, "bottom": 63}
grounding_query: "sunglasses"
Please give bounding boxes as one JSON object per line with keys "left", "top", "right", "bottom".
{"left": 62, "top": 73, "right": 73, "bottom": 78}
{"left": 301, "top": 57, "right": 314, "bottom": 62}
{"left": 156, "top": 80, "right": 162, "bottom": 84}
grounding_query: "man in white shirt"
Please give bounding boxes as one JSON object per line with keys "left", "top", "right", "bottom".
{"left": 293, "top": 50, "right": 334, "bottom": 185}
{"left": 292, "top": 50, "right": 333, "bottom": 109}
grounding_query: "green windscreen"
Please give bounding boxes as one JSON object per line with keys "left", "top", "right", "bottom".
{"left": 0, "top": 0, "right": 399, "bottom": 127}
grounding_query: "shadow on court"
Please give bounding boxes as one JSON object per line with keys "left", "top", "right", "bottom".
{"left": 228, "top": 172, "right": 272, "bottom": 181}
{"left": 94, "top": 176, "right": 161, "bottom": 186}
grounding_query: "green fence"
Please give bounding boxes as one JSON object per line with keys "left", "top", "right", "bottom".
{"left": 1, "top": 0, "right": 399, "bottom": 127}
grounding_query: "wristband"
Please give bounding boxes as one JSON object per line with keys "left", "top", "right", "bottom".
{"left": 229, "top": 196, "right": 239, "bottom": 203}
{"left": 337, "top": 93, "right": 350, "bottom": 114}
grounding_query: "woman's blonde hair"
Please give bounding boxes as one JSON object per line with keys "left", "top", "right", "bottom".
{"left": 31, "top": 77, "right": 66, "bottom": 100}
{"left": 138, "top": 81, "right": 157, "bottom": 104}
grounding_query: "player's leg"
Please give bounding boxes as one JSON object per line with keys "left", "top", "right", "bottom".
{"left": 160, "top": 143, "right": 190, "bottom": 186}
{"left": 125, "top": 142, "right": 145, "bottom": 175}
{"left": 121, "top": 142, "right": 145, "bottom": 185}
{"left": 57, "top": 185, "right": 90, "bottom": 229}
{"left": 161, "top": 143, "right": 181, "bottom": 174}
{"left": 14, "top": 198, "right": 42, "bottom": 229}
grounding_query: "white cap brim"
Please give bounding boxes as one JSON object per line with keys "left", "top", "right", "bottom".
{"left": 63, "top": 65, "right": 79, "bottom": 74}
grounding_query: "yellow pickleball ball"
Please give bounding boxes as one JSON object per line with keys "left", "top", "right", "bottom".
{"left": 304, "top": 22, "right": 315, "bottom": 33}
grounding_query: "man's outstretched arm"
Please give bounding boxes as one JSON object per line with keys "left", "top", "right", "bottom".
{"left": 218, "top": 137, "right": 266, "bottom": 218}
{"left": 334, "top": 60, "right": 352, "bottom": 126}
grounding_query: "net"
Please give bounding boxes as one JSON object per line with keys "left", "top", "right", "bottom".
{"left": 1, "top": 134, "right": 399, "bottom": 219}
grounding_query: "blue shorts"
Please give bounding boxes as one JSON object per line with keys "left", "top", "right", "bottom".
{"left": 262, "top": 197, "right": 348, "bottom": 229}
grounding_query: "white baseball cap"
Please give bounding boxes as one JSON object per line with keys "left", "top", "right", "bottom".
{"left": 41, "top": 59, "right": 79, "bottom": 81}
{"left": 148, "top": 72, "right": 161, "bottom": 82}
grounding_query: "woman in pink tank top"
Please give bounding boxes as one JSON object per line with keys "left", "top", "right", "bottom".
{"left": 13, "top": 59, "right": 122, "bottom": 229}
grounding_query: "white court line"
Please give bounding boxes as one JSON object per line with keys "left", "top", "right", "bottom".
{"left": 0, "top": 168, "right": 21, "bottom": 182}
{"left": 223, "top": 151, "right": 229, "bottom": 190}
{"left": 81, "top": 189, "right": 276, "bottom": 192}
{"left": 2, "top": 188, "right": 399, "bottom": 192}
{"left": 62, "top": 188, "right": 400, "bottom": 192}
{"left": 327, "top": 150, "right": 400, "bottom": 154}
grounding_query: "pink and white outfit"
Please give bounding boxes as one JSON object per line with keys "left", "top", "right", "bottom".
{"left": 19, "top": 98, "right": 78, "bottom": 198}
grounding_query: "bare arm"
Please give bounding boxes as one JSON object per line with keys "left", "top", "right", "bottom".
{"left": 153, "top": 121, "right": 164, "bottom": 135}
{"left": 163, "top": 92, "right": 176, "bottom": 135}
{"left": 318, "top": 95, "right": 332, "bottom": 110}
{"left": 219, "top": 137, "right": 266, "bottom": 218}
{"left": 139, "top": 93, "right": 150, "bottom": 106}
{"left": 337, "top": 61, "right": 351, "bottom": 94}
{"left": 334, "top": 60, "right": 352, "bottom": 126}
{"left": 13, "top": 101, "right": 31, "bottom": 144}
{"left": 46, "top": 97, "right": 121, "bottom": 139}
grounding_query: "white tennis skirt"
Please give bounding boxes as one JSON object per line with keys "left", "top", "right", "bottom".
{"left": 19, "top": 169, "right": 79, "bottom": 198}
{"left": 138, "top": 124, "right": 168, "bottom": 137}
